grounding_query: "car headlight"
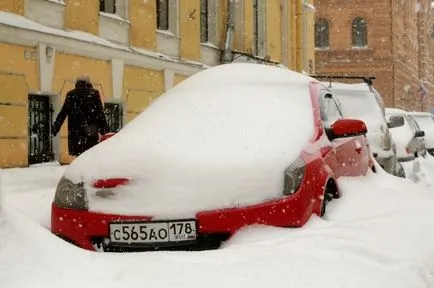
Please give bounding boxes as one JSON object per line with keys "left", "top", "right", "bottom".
{"left": 283, "top": 157, "right": 306, "bottom": 196}
{"left": 54, "top": 177, "right": 88, "bottom": 210}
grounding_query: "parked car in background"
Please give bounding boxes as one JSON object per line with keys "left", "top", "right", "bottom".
{"left": 317, "top": 77, "right": 405, "bottom": 177}
{"left": 51, "top": 63, "right": 373, "bottom": 252}
{"left": 407, "top": 111, "right": 434, "bottom": 156}
{"left": 385, "top": 108, "right": 426, "bottom": 162}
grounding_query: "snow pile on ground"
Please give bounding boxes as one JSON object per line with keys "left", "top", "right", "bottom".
{"left": 1, "top": 159, "right": 434, "bottom": 287}
{"left": 63, "top": 63, "right": 316, "bottom": 217}
{"left": 402, "top": 155, "right": 434, "bottom": 187}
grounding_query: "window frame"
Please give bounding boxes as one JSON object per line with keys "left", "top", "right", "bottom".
{"left": 252, "top": 0, "right": 266, "bottom": 57}
{"left": 352, "top": 17, "right": 368, "bottom": 48}
{"left": 315, "top": 18, "right": 330, "bottom": 49}
{"left": 156, "top": 0, "right": 170, "bottom": 31}
{"left": 99, "top": 0, "right": 116, "bottom": 14}
{"left": 200, "top": 0, "right": 209, "bottom": 43}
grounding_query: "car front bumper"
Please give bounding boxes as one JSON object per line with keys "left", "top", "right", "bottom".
{"left": 51, "top": 189, "right": 314, "bottom": 252}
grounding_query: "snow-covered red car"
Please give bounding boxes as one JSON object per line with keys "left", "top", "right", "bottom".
{"left": 51, "top": 63, "right": 373, "bottom": 252}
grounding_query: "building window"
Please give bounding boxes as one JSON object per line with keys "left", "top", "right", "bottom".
{"left": 315, "top": 18, "right": 329, "bottom": 49}
{"left": 253, "top": 0, "right": 266, "bottom": 56}
{"left": 157, "top": 0, "right": 169, "bottom": 31}
{"left": 352, "top": 17, "right": 368, "bottom": 47}
{"left": 99, "top": 0, "right": 116, "bottom": 14}
{"left": 200, "top": 0, "right": 209, "bottom": 43}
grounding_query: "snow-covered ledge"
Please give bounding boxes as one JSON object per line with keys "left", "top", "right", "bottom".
{"left": 0, "top": 11, "right": 204, "bottom": 76}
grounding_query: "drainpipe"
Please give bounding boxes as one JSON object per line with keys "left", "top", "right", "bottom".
{"left": 221, "top": 0, "right": 236, "bottom": 64}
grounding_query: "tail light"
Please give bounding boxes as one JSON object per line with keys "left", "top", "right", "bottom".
{"left": 406, "top": 147, "right": 411, "bottom": 155}
{"left": 92, "top": 178, "right": 130, "bottom": 198}
{"left": 93, "top": 178, "right": 130, "bottom": 189}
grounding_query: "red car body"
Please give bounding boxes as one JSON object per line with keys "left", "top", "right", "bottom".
{"left": 51, "top": 81, "right": 373, "bottom": 252}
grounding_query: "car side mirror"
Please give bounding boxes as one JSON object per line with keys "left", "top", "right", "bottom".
{"left": 387, "top": 115, "right": 404, "bottom": 128}
{"left": 326, "top": 118, "right": 368, "bottom": 140}
{"left": 415, "top": 130, "right": 425, "bottom": 138}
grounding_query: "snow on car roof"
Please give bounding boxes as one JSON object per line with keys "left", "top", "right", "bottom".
{"left": 64, "top": 63, "right": 316, "bottom": 217}
{"left": 406, "top": 111, "right": 432, "bottom": 117}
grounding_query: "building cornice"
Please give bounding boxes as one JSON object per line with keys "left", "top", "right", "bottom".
{"left": 0, "top": 23, "right": 204, "bottom": 76}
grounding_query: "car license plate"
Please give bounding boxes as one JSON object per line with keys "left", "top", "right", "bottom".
{"left": 109, "top": 220, "right": 197, "bottom": 245}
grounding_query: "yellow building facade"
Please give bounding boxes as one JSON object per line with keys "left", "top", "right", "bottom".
{"left": 0, "top": 0, "right": 315, "bottom": 168}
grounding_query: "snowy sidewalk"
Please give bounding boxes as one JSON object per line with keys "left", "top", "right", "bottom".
{"left": 1, "top": 160, "right": 434, "bottom": 288}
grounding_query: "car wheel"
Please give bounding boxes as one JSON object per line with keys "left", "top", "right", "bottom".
{"left": 320, "top": 185, "right": 335, "bottom": 217}
{"left": 395, "top": 162, "right": 406, "bottom": 178}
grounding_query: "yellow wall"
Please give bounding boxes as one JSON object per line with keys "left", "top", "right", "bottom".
{"left": 0, "top": 43, "right": 39, "bottom": 91}
{"left": 0, "top": 43, "right": 39, "bottom": 168}
{"left": 0, "top": 74, "right": 29, "bottom": 168}
{"left": 180, "top": 0, "right": 200, "bottom": 61}
{"left": 64, "top": 0, "right": 99, "bottom": 35}
{"left": 218, "top": 0, "right": 228, "bottom": 49}
{"left": 288, "top": 0, "right": 296, "bottom": 69}
{"left": 129, "top": 0, "right": 156, "bottom": 50}
{"left": 266, "top": 0, "right": 282, "bottom": 62}
{"left": 295, "top": 0, "right": 303, "bottom": 71}
{"left": 52, "top": 52, "right": 112, "bottom": 164}
{"left": 243, "top": 0, "right": 254, "bottom": 53}
{"left": 0, "top": 0, "right": 24, "bottom": 15}
{"left": 122, "top": 66, "right": 165, "bottom": 123}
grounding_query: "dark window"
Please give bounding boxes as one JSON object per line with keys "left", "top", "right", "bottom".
{"left": 157, "top": 0, "right": 169, "bottom": 31}
{"left": 315, "top": 18, "right": 329, "bottom": 48}
{"left": 200, "top": 0, "right": 209, "bottom": 43}
{"left": 104, "top": 102, "right": 123, "bottom": 133}
{"left": 352, "top": 17, "right": 368, "bottom": 47}
{"left": 99, "top": 0, "right": 116, "bottom": 14}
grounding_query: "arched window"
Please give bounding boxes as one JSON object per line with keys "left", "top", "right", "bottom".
{"left": 315, "top": 18, "right": 329, "bottom": 49}
{"left": 352, "top": 17, "right": 368, "bottom": 47}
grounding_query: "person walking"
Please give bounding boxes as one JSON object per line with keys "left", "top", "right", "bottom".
{"left": 52, "top": 75, "right": 110, "bottom": 156}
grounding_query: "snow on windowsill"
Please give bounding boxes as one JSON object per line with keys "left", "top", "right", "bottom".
{"left": 200, "top": 42, "right": 220, "bottom": 50}
{"left": 351, "top": 46, "right": 369, "bottom": 50}
{"left": 157, "top": 29, "right": 179, "bottom": 39}
{"left": 315, "top": 47, "right": 330, "bottom": 51}
{"left": 99, "top": 12, "right": 130, "bottom": 24}
{"left": 45, "top": 0, "right": 65, "bottom": 5}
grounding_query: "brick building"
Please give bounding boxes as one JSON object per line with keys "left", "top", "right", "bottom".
{"left": 314, "top": 0, "right": 434, "bottom": 112}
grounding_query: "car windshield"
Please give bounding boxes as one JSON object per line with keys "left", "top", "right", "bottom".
{"left": 413, "top": 115, "right": 434, "bottom": 131}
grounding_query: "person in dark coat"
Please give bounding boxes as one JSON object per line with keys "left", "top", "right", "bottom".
{"left": 52, "top": 76, "right": 110, "bottom": 156}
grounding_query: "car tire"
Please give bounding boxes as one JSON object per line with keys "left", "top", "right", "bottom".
{"left": 395, "top": 162, "right": 406, "bottom": 178}
{"left": 320, "top": 186, "right": 334, "bottom": 217}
